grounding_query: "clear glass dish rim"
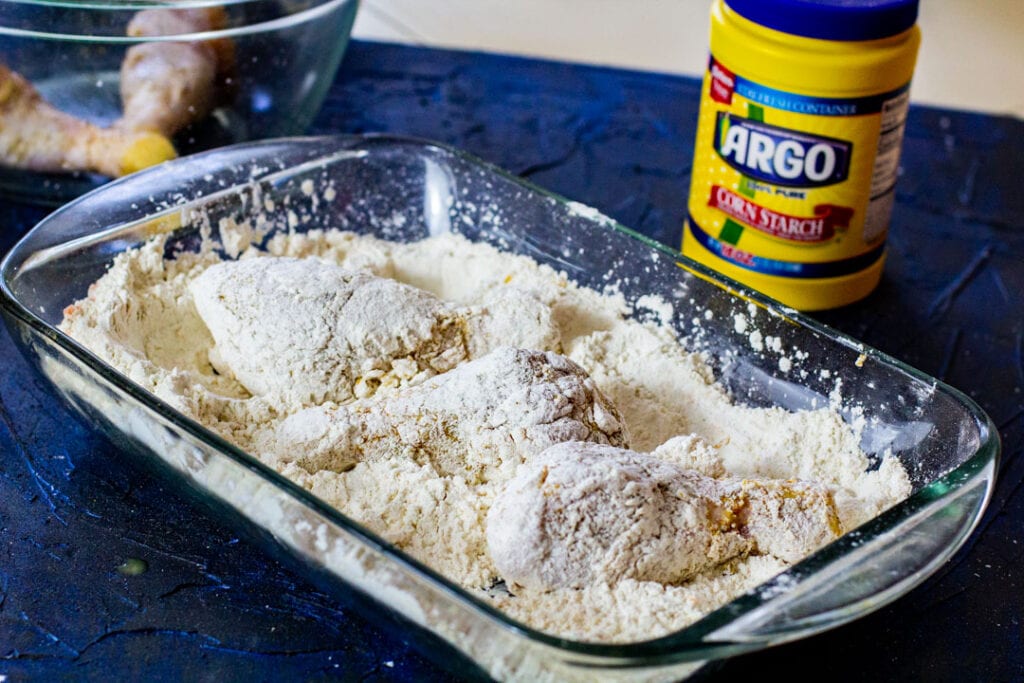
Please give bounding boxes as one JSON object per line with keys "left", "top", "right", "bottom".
{"left": 0, "top": 133, "right": 1000, "bottom": 664}
{"left": 0, "top": 0, "right": 357, "bottom": 42}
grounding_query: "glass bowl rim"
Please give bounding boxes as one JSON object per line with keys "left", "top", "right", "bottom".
{"left": 0, "top": 0, "right": 357, "bottom": 42}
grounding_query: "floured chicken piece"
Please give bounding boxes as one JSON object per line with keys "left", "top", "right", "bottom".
{"left": 650, "top": 433, "right": 727, "bottom": 478}
{"left": 264, "top": 347, "right": 629, "bottom": 483}
{"left": 190, "top": 257, "right": 563, "bottom": 408}
{"left": 190, "top": 257, "right": 470, "bottom": 407}
{"left": 464, "top": 286, "right": 563, "bottom": 356}
{"left": 487, "top": 442, "right": 842, "bottom": 591}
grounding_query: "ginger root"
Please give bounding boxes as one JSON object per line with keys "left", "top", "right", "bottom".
{"left": 0, "top": 64, "right": 176, "bottom": 177}
{"left": 0, "top": 7, "right": 236, "bottom": 178}
{"left": 118, "top": 8, "right": 236, "bottom": 137}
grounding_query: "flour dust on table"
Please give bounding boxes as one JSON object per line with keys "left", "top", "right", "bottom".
{"left": 60, "top": 223, "right": 910, "bottom": 643}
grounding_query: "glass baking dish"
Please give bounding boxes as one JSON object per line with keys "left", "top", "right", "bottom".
{"left": 0, "top": 135, "right": 999, "bottom": 681}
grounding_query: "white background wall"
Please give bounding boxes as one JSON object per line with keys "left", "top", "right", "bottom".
{"left": 353, "top": 0, "right": 1024, "bottom": 118}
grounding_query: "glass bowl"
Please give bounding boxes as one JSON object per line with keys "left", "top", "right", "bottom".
{"left": 0, "top": 0, "right": 358, "bottom": 205}
{"left": 0, "top": 134, "right": 999, "bottom": 681}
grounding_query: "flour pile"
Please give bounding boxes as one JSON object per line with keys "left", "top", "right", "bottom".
{"left": 60, "top": 228, "right": 911, "bottom": 643}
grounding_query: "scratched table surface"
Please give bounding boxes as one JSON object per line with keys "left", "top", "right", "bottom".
{"left": 1, "top": 40, "right": 1022, "bottom": 681}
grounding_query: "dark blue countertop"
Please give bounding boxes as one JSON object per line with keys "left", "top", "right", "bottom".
{"left": 1, "top": 40, "right": 1022, "bottom": 681}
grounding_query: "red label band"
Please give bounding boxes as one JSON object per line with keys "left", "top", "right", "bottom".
{"left": 707, "top": 185, "right": 853, "bottom": 243}
{"left": 708, "top": 57, "right": 735, "bottom": 105}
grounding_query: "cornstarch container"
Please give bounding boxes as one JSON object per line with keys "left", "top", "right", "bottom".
{"left": 683, "top": 0, "right": 920, "bottom": 310}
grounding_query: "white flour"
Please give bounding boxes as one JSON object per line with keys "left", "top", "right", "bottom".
{"left": 60, "top": 227, "right": 911, "bottom": 644}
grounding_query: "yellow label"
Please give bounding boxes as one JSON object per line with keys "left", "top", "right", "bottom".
{"left": 686, "top": 54, "right": 910, "bottom": 285}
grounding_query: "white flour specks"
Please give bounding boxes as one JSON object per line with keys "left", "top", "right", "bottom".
{"left": 59, "top": 229, "right": 911, "bottom": 644}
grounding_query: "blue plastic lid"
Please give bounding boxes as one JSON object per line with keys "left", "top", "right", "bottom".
{"left": 724, "top": 0, "right": 919, "bottom": 41}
